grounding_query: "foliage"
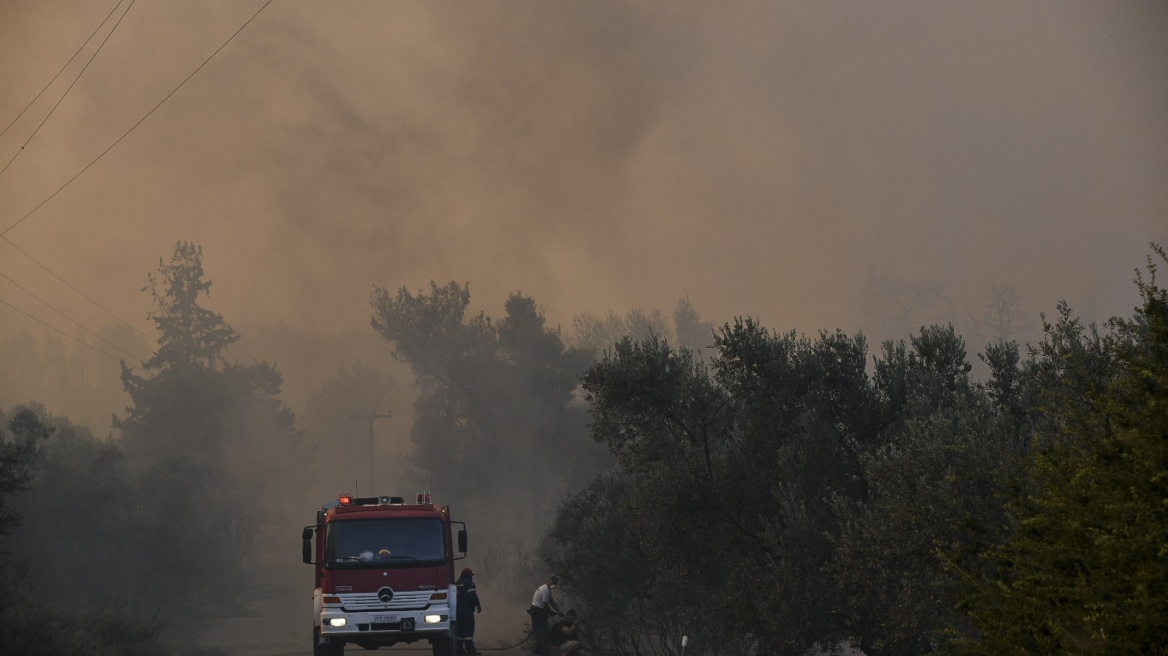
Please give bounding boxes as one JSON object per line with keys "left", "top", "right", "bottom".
{"left": 3, "top": 407, "right": 135, "bottom": 605}
{"left": 548, "top": 322, "right": 884, "bottom": 655}
{"left": 831, "top": 397, "right": 1025, "bottom": 654}
{"left": 0, "top": 409, "right": 173, "bottom": 655}
{"left": 673, "top": 296, "right": 717, "bottom": 351}
{"left": 370, "top": 283, "right": 604, "bottom": 578}
{"left": 569, "top": 298, "right": 714, "bottom": 355}
{"left": 0, "top": 598, "right": 168, "bottom": 656}
{"left": 544, "top": 471, "right": 703, "bottom": 656}
{"left": 817, "top": 323, "right": 1044, "bottom": 654}
{"left": 972, "top": 283, "right": 1031, "bottom": 346}
{"left": 142, "top": 242, "right": 238, "bottom": 372}
{"left": 0, "top": 407, "right": 50, "bottom": 546}
{"left": 550, "top": 247, "right": 1168, "bottom": 655}
{"left": 108, "top": 241, "right": 305, "bottom": 614}
{"left": 371, "top": 281, "right": 494, "bottom": 385}
{"left": 953, "top": 246, "right": 1168, "bottom": 654}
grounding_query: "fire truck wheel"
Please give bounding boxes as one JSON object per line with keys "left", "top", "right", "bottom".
{"left": 431, "top": 634, "right": 456, "bottom": 656}
{"left": 313, "top": 626, "right": 344, "bottom": 656}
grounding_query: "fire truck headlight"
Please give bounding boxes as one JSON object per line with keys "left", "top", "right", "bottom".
{"left": 424, "top": 614, "right": 445, "bottom": 624}
{"left": 328, "top": 618, "right": 347, "bottom": 627}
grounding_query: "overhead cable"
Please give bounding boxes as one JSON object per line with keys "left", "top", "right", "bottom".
{"left": 0, "top": 296, "right": 124, "bottom": 364}
{"left": 0, "top": 0, "right": 125, "bottom": 143}
{"left": 0, "top": 0, "right": 273, "bottom": 238}
{"left": 0, "top": 0, "right": 137, "bottom": 178}
{"left": 0, "top": 271, "right": 149, "bottom": 365}
{"left": 1, "top": 236, "right": 154, "bottom": 342}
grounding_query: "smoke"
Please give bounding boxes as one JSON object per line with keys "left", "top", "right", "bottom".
{"left": 1, "top": 1, "right": 1167, "bottom": 651}
{"left": 0, "top": 1, "right": 1163, "bottom": 342}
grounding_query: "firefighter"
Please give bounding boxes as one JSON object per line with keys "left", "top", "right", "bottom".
{"left": 528, "top": 575, "right": 561, "bottom": 655}
{"left": 456, "top": 567, "right": 482, "bottom": 655}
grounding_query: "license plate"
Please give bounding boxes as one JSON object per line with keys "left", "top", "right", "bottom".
{"left": 374, "top": 615, "right": 399, "bottom": 623}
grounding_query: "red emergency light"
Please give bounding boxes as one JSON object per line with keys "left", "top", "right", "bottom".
{"left": 338, "top": 494, "right": 353, "bottom": 506}
{"left": 416, "top": 491, "right": 431, "bottom": 504}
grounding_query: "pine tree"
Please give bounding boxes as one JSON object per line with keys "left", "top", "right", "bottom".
{"left": 143, "top": 241, "right": 238, "bottom": 372}
{"left": 113, "top": 242, "right": 301, "bottom": 614}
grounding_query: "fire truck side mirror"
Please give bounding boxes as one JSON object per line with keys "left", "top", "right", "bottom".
{"left": 302, "top": 526, "right": 315, "bottom": 564}
{"left": 458, "top": 529, "right": 468, "bottom": 555}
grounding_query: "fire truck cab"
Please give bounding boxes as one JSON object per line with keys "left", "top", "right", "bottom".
{"left": 303, "top": 492, "right": 467, "bottom": 656}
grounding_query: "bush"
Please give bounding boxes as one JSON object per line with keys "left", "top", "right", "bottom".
{"left": 0, "top": 599, "right": 167, "bottom": 656}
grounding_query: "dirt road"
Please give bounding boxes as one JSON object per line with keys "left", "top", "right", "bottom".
{"left": 193, "top": 590, "right": 530, "bottom": 656}
{"left": 263, "top": 649, "right": 529, "bottom": 656}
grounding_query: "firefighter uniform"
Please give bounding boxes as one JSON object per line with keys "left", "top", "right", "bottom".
{"left": 456, "top": 568, "right": 481, "bottom": 655}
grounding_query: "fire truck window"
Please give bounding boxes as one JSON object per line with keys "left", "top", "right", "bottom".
{"left": 326, "top": 518, "right": 445, "bottom": 566}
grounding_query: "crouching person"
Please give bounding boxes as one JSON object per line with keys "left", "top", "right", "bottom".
{"left": 548, "top": 609, "right": 586, "bottom": 656}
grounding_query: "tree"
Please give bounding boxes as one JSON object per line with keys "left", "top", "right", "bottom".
{"left": 0, "top": 407, "right": 50, "bottom": 551}
{"left": 544, "top": 471, "right": 704, "bottom": 656}
{"left": 370, "top": 281, "right": 494, "bottom": 384}
{"left": 711, "top": 322, "right": 875, "bottom": 653}
{"left": 370, "top": 282, "right": 604, "bottom": 593}
{"left": 557, "top": 320, "right": 883, "bottom": 655}
{"left": 3, "top": 405, "right": 137, "bottom": 606}
{"left": 549, "top": 247, "right": 1167, "bottom": 656}
{"left": 370, "top": 282, "right": 495, "bottom": 496}
{"left": 972, "top": 283, "right": 1029, "bottom": 346}
{"left": 860, "top": 270, "right": 955, "bottom": 344}
{"left": 0, "top": 405, "right": 170, "bottom": 653}
{"left": 955, "top": 245, "right": 1168, "bottom": 654}
{"left": 142, "top": 242, "right": 238, "bottom": 372}
{"left": 563, "top": 334, "right": 732, "bottom": 655}
{"left": 568, "top": 307, "right": 671, "bottom": 355}
{"left": 112, "top": 241, "right": 303, "bottom": 615}
{"left": 564, "top": 319, "right": 1045, "bottom": 656}
{"left": 673, "top": 297, "right": 715, "bottom": 352}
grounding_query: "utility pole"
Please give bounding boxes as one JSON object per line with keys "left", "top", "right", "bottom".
{"left": 350, "top": 411, "right": 391, "bottom": 492}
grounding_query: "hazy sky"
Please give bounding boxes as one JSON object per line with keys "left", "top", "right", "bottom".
{"left": 2, "top": 0, "right": 1166, "bottom": 354}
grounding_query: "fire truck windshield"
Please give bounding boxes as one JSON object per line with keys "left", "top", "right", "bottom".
{"left": 325, "top": 517, "right": 445, "bottom": 568}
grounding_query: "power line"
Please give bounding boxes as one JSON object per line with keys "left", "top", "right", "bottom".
{"left": 0, "top": 0, "right": 125, "bottom": 143}
{"left": 0, "top": 236, "right": 154, "bottom": 343}
{"left": 0, "top": 0, "right": 273, "bottom": 238}
{"left": 0, "top": 0, "right": 272, "bottom": 361}
{"left": 0, "top": 0, "right": 136, "bottom": 178}
{"left": 0, "top": 270, "right": 149, "bottom": 364}
{"left": 0, "top": 296, "right": 124, "bottom": 364}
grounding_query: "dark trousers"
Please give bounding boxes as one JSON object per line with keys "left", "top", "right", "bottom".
{"left": 457, "top": 610, "right": 477, "bottom": 654}
{"left": 530, "top": 607, "right": 550, "bottom": 653}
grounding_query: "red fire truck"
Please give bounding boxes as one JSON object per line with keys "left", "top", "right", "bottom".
{"left": 302, "top": 492, "right": 468, "bottom": 656}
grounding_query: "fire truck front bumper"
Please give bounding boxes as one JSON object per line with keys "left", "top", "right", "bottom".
{"left": 319, "top": 607, "right": 452, "bottom": 642}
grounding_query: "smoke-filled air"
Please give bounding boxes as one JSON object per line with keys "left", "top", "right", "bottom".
{"left": 1, "top": 2, "right": 1166, "bottom": 656}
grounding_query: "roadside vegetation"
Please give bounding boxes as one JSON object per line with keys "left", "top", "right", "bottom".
{"left": 1, "top": 241, "right": 1163, "bottom": 655}
{"left": 542, "top": 245, "right": 1167, "bottom": 656}
{"left": 0, "top": 243, "right": 303, "bottom": 653}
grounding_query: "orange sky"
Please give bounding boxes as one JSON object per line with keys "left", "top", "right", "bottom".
{"left": 2, "top": 0, "right": 1166, "bottom": 352}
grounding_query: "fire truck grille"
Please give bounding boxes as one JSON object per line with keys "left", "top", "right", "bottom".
{"left": 339, "top": 590, "right": 433, "bottom": 611}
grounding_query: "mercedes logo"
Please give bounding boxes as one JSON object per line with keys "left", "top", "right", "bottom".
{"left": 377, "top": 586, "right": 394, "bottom": 603}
